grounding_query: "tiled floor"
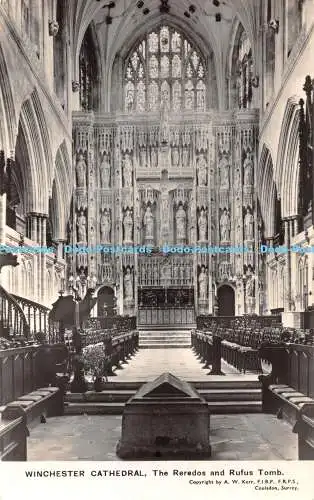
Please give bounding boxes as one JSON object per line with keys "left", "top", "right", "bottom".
{"left": 27, "top": 413, "right": 297, "bottom": 461}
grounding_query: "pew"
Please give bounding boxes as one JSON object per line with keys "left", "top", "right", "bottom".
{"left": 191, "top": 331, "right": 223, "bottom": 375}
{"left": 0, "top": 406, "right": 27, "bottom": 461}
{"left": 294, "top": 406, "right": 314, "bottom": 460}
{"left": 259, "top": 343, "right": 314, "bottom": 428}
{"left": 2, "top": 386, "right": 63, "bottom": 428}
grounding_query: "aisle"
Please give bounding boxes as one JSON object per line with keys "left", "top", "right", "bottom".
{"left": 109, "top": 347, "right": 258, "bottom": 382}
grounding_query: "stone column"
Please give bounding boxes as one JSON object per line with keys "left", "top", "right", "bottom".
{"left": 0, "top": 192, "right": 6, "bottom": 246}
{"left": 87, "top": 125, "right": 96, "bottom": 278}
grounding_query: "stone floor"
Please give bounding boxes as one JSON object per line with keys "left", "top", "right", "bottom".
{"left": 27, "top": 413, "right": 297, "bottom": 461}
{"left": 106, "top": 348, "right": 257, "bottom": 382}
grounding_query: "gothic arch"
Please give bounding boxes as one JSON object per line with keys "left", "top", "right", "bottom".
{"left": 77, "top": 23, "right": 102, "bottom": 111}
{"left": 17, "top": 90, "right": 52, "bottom": 214}
{"left": 108, "top": 16, "right": 219, "bottom": 112}
{"left": 74, "top": 22, "right": 102, "bottom": 99}
{"left": 0, "top": 43, "right": 17, "bottom": 154}
{"left": 227, "top": 18, "right": 254, "bottom": 110}
{"left": 276, "top": 96, "right": 301, "bottom": 217}
{"left": 259, "top": 144, "right": 278, "bottom": 237}
{"left": 52, "top": 140, "right": 72, "bottom": 240}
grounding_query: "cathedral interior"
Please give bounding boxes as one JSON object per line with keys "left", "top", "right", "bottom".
{"left": 1, "top": 0, "right": 314, "bottom": 464}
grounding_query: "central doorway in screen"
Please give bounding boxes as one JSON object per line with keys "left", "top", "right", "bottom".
{"left": 217, "top": 285, "right": 235, "bottom": 316}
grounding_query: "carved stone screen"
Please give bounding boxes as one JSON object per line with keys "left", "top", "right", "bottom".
{"left": 71, "top": 23, "right": 259, "bottom": 324}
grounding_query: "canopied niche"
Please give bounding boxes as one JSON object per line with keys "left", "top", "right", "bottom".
{"left": 123, "top": 24, "right": 209, "bottom": 113}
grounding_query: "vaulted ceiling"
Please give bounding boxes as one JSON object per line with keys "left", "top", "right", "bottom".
{"left": 70, "top": 0, "right": 260, "bottom": 77}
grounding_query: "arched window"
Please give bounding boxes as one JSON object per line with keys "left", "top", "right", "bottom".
{"left": 124, "top": 25, "right": 207, "bottom": 113}
{"left": 236, "top": 31, "right": 253, "bottom": 109}
{"left": 79, "top": 26, "right": 99, "bottom": 111}
{"left": 287, "top": 0, "right": 303, "bottom": 57}
{"left": 230, "top": 24, "right": 253, "bottom": 110}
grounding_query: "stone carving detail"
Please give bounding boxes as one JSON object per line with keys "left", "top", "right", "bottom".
{"left": 99, "top": 154, "right": 111, "bottom": 188}
{"left": 77, "top": 211, "right": 87, "bottom": 242}
{"left": 76, "top": 154, "right": 87, "bottom": 188}
{"left": 124, "top": 267, "right": 133, "bottom": 300}
{"left": 143, "top": 206, "right": 154, "bottom": 243}
{"left": 244, "top": 207, "right": 254, "bottom": 240}
{"left": 220, "top": 208, "right": 231, "bottom": 242}
{"left": 123, "top": 154, "right": 133, "bottom": 187}
{"left": 100, "top": 210, "right": 111, "bottom": 243}
{"left": 198, "top": 266, "right": 208, "bottom": 300}
{"left": 198, "top": 208, "right": 207, "bottom": 241}
{"left": 151, "top": 147, "right": 158, "bottom": 168}
{"left": 139, "top": 147, "right": 147, "bottom": 168}
{"left": 72, "top": 114, "right": 258, "bottom": 317}
{"left": 160, "top": 102, "right": 170, "bottom": 144}
{"left": 182, "top": 147, "right": 189, "bottom": 167}
{"left": 197, "top": 154, "right": 207, "bottom": 186}
{"left": 172, "top": 148, "right": 180, "bottom": 167}
{"left": 243, "top": 150, "right": 254, "bottom": 186}
{"left": 123, "top": 209, "right": 133, "bottom": 243}
{"left": 72, "top": 81, "right": 80, "bottom": 92}
{"left": 219, "top": 150, "right": 230, "bottom": 189}
{"left": 176, "top": 205, "right": 186, "bottom": 242}
{"left": 49, "top": 20, "right": 59, "bottom": 36}
{"left": 246, "top": 275, "right": 255, "bottom": 297}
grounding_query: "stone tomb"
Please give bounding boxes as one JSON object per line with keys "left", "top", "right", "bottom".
{"left": 116, "top": 372, "right": 211, "bottom": 459}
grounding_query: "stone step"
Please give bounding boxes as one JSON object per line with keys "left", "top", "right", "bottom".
{"left": 64, "top": 399, "right": 262, "bottom": 415}
{"left": 140, "top": 335, "right": 190, "bottom": 340}
{"left": 138, "top": 326, "right": 195, "bottom": 331}
{"left": 68, "top": 379, "right": 260, "bottom": 391}
{"left": 65, "top": 388, "right": 261, "bottom": 404}
{"left": 139, "top": 344, "right": 191, "bottom": 349}
{"left": 139, "top": 330, "right": 192, "bottom": 334}
{"left": 64, "top": 402, "right": 124, "bottom": 415}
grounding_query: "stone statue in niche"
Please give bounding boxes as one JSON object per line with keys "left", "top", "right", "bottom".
{"left": 124, "top": 268, "right": 133, "bottom": 300}
{"left": 197, "top": 154, "right": 207, "bottom": 186}
{"left": 161, "top": 196, "right": 169, "bottom": 222}
{"left": 235, "top": 167, "right": 241, "bottom": 188}
{"left": 88, "top": 274, "right": 98, "bottom": 290}
{"left": 198, "top": 267, "right": 208, "bottom": 300}
{"left": 100, "top": 210, "right": 111, "bottom": 243}
{"left": 176, "top": 205, "right": 186, "bottom": 241}
{"left": 246, "top": 275, "right": 255, "bottom": 297}
{"left": 123, "top": 154, "right": 133, "bottom": 187}
{"left": 77, "top": 211, "right": 87, "bottom": 242}
{"left": 182, "top": 148, "right": 189, "bottom": 167}
{"left": 140, "top": 147, "right": 147, "bottom": 168}
{"left": 244, "top": 208, "right": 254, "bottom": 240}
{"left": 198, "top": 208, "right": 207, "bottom": 241}
{"left": 76, "top": 154, "right": 87, "bottom": 188}
{"left": 123, "top": 209, "right": 133, "bottom": 243}
{"left": 243, "top": 151, "right": 254, "bottom": 186}
{"left": 172, "top": 148, "right": 179, "bottom": 167}
{"left": 219, "top": 151, "right": 230, "bottom": 189}
{"left": 99, "top": 154, "right": 111, "bottom": 188}
{"left": 151, "top": 148, "right": 158, "bottom": 168}
{"left": 220, "top": 208, "right": 231, "bottom": 242}
{"left": 143, "top": 206, "right": 154, "bottom": 240}
{"left": 160, "top": 100, "right": 170, "bottom": 144}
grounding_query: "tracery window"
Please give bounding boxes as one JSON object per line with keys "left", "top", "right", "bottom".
{"left": 124, "top": 25, "right": 207, "bottom": 113}
{"left": 287, "top": 0, "right": 303, "bottom": 57}
{"left": 236, "top": 30, "right": 253, "bottom": 109}
{"left": 79, "top": 26, "right": 99, "bottom": 111}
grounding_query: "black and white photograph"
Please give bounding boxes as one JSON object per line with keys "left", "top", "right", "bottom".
{"left": 0, "top": 0, "right": 314, "bottom": 473}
